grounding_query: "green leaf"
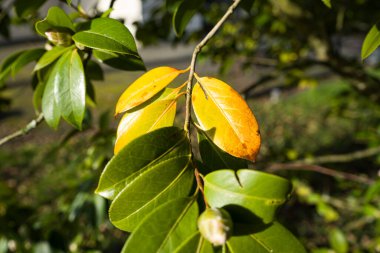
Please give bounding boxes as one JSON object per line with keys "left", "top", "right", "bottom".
{"left": 96, "top": 127, "right": 189, "bottom": 199}
{"left": 122, "top": 198, "right": 198, "bottom": 253}
{"left": 72, "top": 18, "right": 139, "bottom": 56}
{"left": 33, "top": 81, "right": 46, "bottom": 113}
{"left": 362, "top": 24, "right": 380, "bottom": 60}
{"left": 227, "top": 222, "right": 306, "bottom": 253}
{"left": 321, "top": 0, "right": 332, "bottom": 8}
{"left": 198, "top": 131, "right": 248, "bottom": 171}
{"left": 34, "top": 46, "right": 73, "bottom": 71}
{"left": 93, "top": 50, "right": 145, "bottom": 71}
{"left": 166, "top": 0, "right": 184, "bottom": 12}
{"left": 42, "top": 65, "right": 61, "bottom": 129}
{"left": 328, "top": 228, "right": 348, "bottom": 253}
{"left": 114, "top": 87, "right": 179, "bottom": 154}
{"left": 109, "top": 135, "right": 193, "bottom": 231}
{"left": 35, "top": 7, "right": 75, "bottom": 37}
{"left": 0, "top": 51, "right": 24, "bottom": 86}
{"left": 53, "top": 49, "right": 86, "bottom": 129}
{"left": 173, "top": 0, "right": 205, "bottom": 36}
{"left": 174, "top": 233, "right": 215, "bottom": 253}
{"left": 14, "top": 0, "right": 47, "bottom": 19}
{"left": 204, "top": 169, "right": 292, "bottom": 224}
{"left": 66, "top": 0, "right": 72, "bottom": 6}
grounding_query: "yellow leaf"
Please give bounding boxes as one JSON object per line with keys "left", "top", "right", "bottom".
{"left": 114, "top": 88, "right": 180, "bottom": 154}
{"left": 115, "top": 66, "right": 188, "bottom": 114}
{"left": 192, "top": 77, "right": 261, "bottom": 161}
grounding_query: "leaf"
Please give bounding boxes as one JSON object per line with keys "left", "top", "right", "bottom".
{"left": 34, "top": 46, "right": 72, "bottom": 71}
{"left": 361, "top": 24, "right": 380, "bottom": 60}
{"left": 328, "top": 228, "right": 348, "bottom": 253}
{"left": 204, "top": 169, "right": 292, "bottom": 224}
{"left": 198, "top": 131, "right": 248, "bottom": 171}
{"left": 321, "top": 0, "right": 332, "bottom": 8}
{"left": 192, "top": 77, "right": 261, "bottom": 161}
{"left": 173, "top": 0, "right": 205, "bottom": 36}
{"left": 93, "top": 50, "right": 146, "bottom": 71}
{"left": 122, "top": 198, "right": 198, "bottom": 253}
{"left": 72, "top": 18, "right": 139, "bottom": 56}
{"left": 166, "top": 0, "right": 184, "bottom": 12}
{"left": 227, "top": 222, "right": 306, "bottom": 253}
{"left": 115, "top": 66, "right": 188, "bottom": 114}
{"left": 85, "top": 60, "right": 104, "bottom": 81}
{"left": 14, "top": 0, "right": 47, "bottom": 19}
{"left": 42, "top": 66, "right": 61, "bottom": 129}
{"left": 66, "top": 0, "right": 72, "bottom": 6}
{"left": 109, "top": 135, "right": 193, "bottom": 231}
{"left": 174, "top": 233, "right": 215, "bottom": 253}
{"left": 35, "top": 7, "right": 75, "bottom": 37}
{"left": 96, "top": 127, "right": 188, "bottom": 199}
{"left": 114, "top": 88, "right": 179, "bottom": 154}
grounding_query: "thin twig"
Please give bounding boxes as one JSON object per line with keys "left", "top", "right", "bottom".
{"left": 0, "top": 114, "right": 44, "bottom": 146}
{"left": 266, "top": 163, "right": 375, "bottom": 185}
{"left": 184, "top": 0, "right": 242, "bottom": 136}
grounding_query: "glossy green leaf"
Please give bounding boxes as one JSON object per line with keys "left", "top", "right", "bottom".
{"left": 33, "top": 81, "right": 46, "bottom": 113}
{"left": 93, "top": 50, "right": 145, "bottom": 71}
{"left": 321, "top": 0, "right": 332, "bottom": 8}
{"left": 227, "top": 222, "right": 306, "bottom": 253}
{"left": 174, "top": 232, "right": 215, "bottom": 253}
{"left": 362, "top": 24, "right": 380, "bottom": 60}
{"left": 42, "top": 64, "right": 61, "bottom": 129}
{"left": 109, "top": 137, "right": 193, "bottom": 231}
{"left": 52, "top": 49, "right": 86, "bottom": 129}
{"left": 0, "top": 51, "right": 23, "bottom": 85}
{"left": 114, "top": 88, "right": 179, "bottom": 154}
{"left": 173, "top": 0, "right": 205, "bottom": 36}
{"left": 34, "top": 46, "right": 72, "bottom": 71}
{"left": 14, "top": 0, "right": 47, "bottom": 19}
{"left": 204, "top": 169, "right": 292, "bottom": 224}
{"left": 198, "top": 131, "right": 248, "bottom": 171}
{"left": 35, "top": 7, "right": 75, "bottom": 37}
{"left": 122, "top": 198, "right": 198, "bottom": 253}
{"left": 96, "top": 127, "right": 188, "bottom": 199}
{"left": 328, "top": 228, "right": 348, "bottom": 253}
{"left": 72, "top": 18, "right": 139, "bottom": 56}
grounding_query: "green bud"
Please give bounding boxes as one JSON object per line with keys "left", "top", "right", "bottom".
{"left": 45, "top": 30, "right": 72, "bottom": 47}
{"left": 197, "top": 208, "right": 233, "bottom": 246}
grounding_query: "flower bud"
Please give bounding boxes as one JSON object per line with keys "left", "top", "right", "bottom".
{"left": 45, "top": 30, "right": 72, "bottom": 47}
{"left": 197, "top": 208, "right": 233, "bottom": 246}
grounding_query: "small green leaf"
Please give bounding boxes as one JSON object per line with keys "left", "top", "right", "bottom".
{"left": 34, "top": 46, "right": 72, "bottom": 71}
{"left": 173, "top": 0, "right": 205, "bottom": 36}
{"left": 204, "top": 169, "right": 292, "bottom": 224}
{"left": 93, "top": 50, "right": 146, "bottom": 71}
{"left": 362, "top": 24, "right": 380, "bottom": 60}
{"left": 122, "top": 198, "right": 198, "bottom": 253}
{"left": 109, "top": 136, "right": 193, "bottom": 231}
{"left": 72, "top": 18, "right": 139, "bottom": 56}
{"left": 14, "top": 0, "right": 47, "bottom": 19}
{"left": 328, "top": 228, "right": 348, "bottom": 253}
{"left": 96, "top": 127, "right": 188, "bottom": 200}
{"left": 0, "top": 51, "right": 24, "bottom": 85}
{"left": 198, "top": 131, "right": 248, "bottom": 171}
{"left": 53, "top": 49, "right": 86, "bottom": 129}
{"left": 227, "top": 222, "right": 306, "bottom": 253}
{"left": 35, "top": 7, "right": 75, "bottom": 37}
{"left": 321, "top": 0, "right": 332, "bottom": 8}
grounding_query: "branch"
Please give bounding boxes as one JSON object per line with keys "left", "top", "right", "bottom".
{"left": 184, "top": 0, "right": 242, "bottom": 136}
{"left": 0, "top": 114, "right": 44, "bottom": 146}
{"left": 266, "top": 163, "right": 374, "bottom": 185}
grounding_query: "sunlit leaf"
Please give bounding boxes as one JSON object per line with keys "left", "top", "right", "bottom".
{"left": 35, "top": 7, "right": 75, "bottom": 37}
{"left": 122, "top": 198, "right": 198, "bottom": 252}
{"left": 192, "top": 77, "right": 261, "bottom": 161}
{"left": 72, "top": 18, "right": 139, "bottom": 56}
{"left": 227, "top": 222, "right": 306, "bottom": 253}
{"left": 204, "top": 169, "right": 292, "bottom": 224}
{"left": 96, "top": 127, "right": 189, "bottom": 200}
{"left": 42, "top": 63, "right": 61, "bottom": 129}
{"left": 361, "top": 24, "right": 380, "bottom": 60}
{"left": 198, "top": 131, "right": 248, "bottom": 171}
{"left": 115, "top": 66, "right": 188, "bottom": 114}
{"left": 93, "top": 50, "right": 146, "bottom": 71}
{"left": 321, "top": 0, "right": 331, "bottom": 8}
{"left": 174, "top": 232, "right": 215, "bottom": 253}
{"left": 173, "top": 0, "right": 205, "bottom": 36}
{"left": 109, "top": 136, "right": 193, "bottom": 231}
{"left": 328, "top": 228, "right": 348, "bottom": 253}
{"left": 34, "top": 46, "right": 72, "bottom": 71}
{"left": 114, "top": 87, "right": 180, "bottom": 154}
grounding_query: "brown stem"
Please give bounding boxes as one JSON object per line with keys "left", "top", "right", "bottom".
{"left": 194, "top": 167, "right": 209, "bottom": 208}
{"left": 0, "top": 114, "right": 44, "bottom": 146}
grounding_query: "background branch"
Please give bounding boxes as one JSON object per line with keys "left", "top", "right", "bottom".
{"left": 0, "top": 113, "right": 44, "bottom": 146}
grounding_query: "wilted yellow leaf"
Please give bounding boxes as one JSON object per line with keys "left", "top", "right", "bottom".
{"left": 114, "top": 88, "right": 180, "bottom": 154}
{"left": 192, "top": 77, "right": 261, "bottom": 161}
{"left": 115, "top": 66, "right": 188, "bottom": 114}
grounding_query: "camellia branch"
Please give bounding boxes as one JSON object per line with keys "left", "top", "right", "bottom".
{"left": 0, "top": 113, "right": 44, "bottom": 146}
{"left": 266, "top": 163, "right": 374, "bottom": 185}
{"left": 184, "top": 0, "right": 242, "bottom": 136}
